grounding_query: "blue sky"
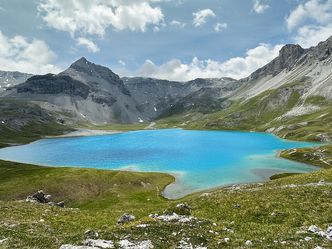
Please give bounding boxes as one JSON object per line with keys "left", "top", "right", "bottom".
{"left": 0, "top": 0, "right": 331, "bottom": 80}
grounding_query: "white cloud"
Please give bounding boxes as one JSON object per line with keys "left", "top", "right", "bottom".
{"left": 286, "top": 0, "right": 332, "bottom": 30}
{"left": 76, "top": 37, "right": 100, "bottom": 53}
{"left": 170, "top": 20, "right": 186, "bottom": 28}
{"left": 214, "top": 22, "right": 227, "bottom": 32}
{"left": 252, "top": 0, "right": 270, "bottom": 14}
{"left": 38, "top": 0, "right": 164, "bottom": 36}
{"left": 135, "top": 43, "right": 283, "bottom": 81}
{"left": 286, "top": 0, "right": 332, "bottom": 47}
{"left": 0, "top": 31, "right": 61, "bottom": 74}
{"left": 193, "top": 9, "right": 216, "bottom": 27}
{"left": 37, "top": 0, "right": 164, "bottom": 52}
{"left": 294, "top": 24, "right": 332, "bottom": 48}
{"left": 118, "top": 59, "right": 126, "bottom": 66}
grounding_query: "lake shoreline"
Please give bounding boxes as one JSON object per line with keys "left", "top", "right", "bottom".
{"left": 45, "top": 129, "right": 123, "bottom": 138}
{"left": 0, "top": 128, "right": 325, "bottom": 200}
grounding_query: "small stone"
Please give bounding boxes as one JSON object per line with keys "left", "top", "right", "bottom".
{"left": 26, "top": 196, "right": 38, "bottom": 203}
{"left": 174, "top": 203, "right": 192, "bottom": 215}
{"left": 304, "top": 237, "right": 312, "bottom": 241}
{"left": 245, "top": 240, "right": 252, "bottom": 246}
{"left": 59, "top": 245, "right": 93, "bottom": 249}
{"left": 57, "top": 201, "right": 65, "bottom": 208}
{"left": 136, "top": 224, "right": 148, "bottom": 228}
{"left": 314, "top": 247, "right": 324, "bottom": 249}
{"left": 118, "top": 239, "right": 153, "bottom": 249}
{"left": 117, "top": 214, "right": 135, "bottom": 224}
{"left": 308, "top": 225, "right": 321, "bottom": 234}
{"left": 0, "top": 238, "right": 8, "bottom": 244}
{"left": 224, "top": 238, "right": 230, "bottom": 243}
{"left": 326, "top": 226, "right": 332, "bottom": 241}
{"left": 45, "top": 195, "right": 52, "bottom": 202}
{"left": 176, "top": 203, "right": 192, "bottom": 211}
{"left": 84, "top": 230, "right": 99, "bottom": 240}
{"left": 85, "top": 239, "right": 114, "bottom": 248}
{"left": 319, "top": 179, "right": 325, "bottom": 185}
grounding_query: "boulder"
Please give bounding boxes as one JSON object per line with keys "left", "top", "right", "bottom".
{"left": 26, "top": 190, "right": 65, "bottom": 208}
{"left": 32, "top": 190, "right": 48, "bottom": 203}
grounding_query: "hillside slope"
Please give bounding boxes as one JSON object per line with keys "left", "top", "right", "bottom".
{"left": 0, "top": 160, "right": 331, "bottom": 248}
{"left": 157, "top": 36, "right": 332, "bottom": 143}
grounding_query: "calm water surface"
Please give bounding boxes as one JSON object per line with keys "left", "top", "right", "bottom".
{"left": 0, "top": 129, "right": 318, "bottom": 198}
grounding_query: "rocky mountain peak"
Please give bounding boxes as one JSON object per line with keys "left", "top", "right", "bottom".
{"left": 69, "top": 57, "right": 97, "bottom": 72}
{"left": 312, "top": 35, "right": 332, "bottom": 61}
{"left": 247, "top": 44, "right": 306, "bottom": 81}
{"left": 65, "top": 57, "right": 123, "bottom": 86}
{"left": 278, "top": 44, "right": 305, "bottom": 69}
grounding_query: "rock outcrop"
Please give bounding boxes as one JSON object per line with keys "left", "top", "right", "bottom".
{"left": 117, "top": 213, "right": 136, "bottom": 224}
{"left": 26, "top": 190, "right": 65, "bottom": 207}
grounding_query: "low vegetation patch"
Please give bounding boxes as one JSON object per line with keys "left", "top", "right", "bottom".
{"left": 0, "top": 160, "right": 332, "bottom": 248}
{"left": 280, "top": 145, "right": 332, "bottom": 169}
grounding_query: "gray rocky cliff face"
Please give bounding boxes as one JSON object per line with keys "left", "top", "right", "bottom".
{"left": 123, "top": 77, "right": 240, "bottom": 119}
{"left": 4, "top": 58, "right": 142, "bottom": 124}
{"left": 247, "top": 44, "right": 306, "bottom": 81}
{"left": 16, "top": 74, "right": 91, "bottom": 98}
{"left": 0, "top": 71, "right": 32, "bottom": 92}
{"left": 234, "top": 35, "right": 332, "bottom": 101}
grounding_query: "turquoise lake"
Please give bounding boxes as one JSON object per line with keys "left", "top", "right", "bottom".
{"left": 0, "top": 129, "right": 318, "bottom": 199}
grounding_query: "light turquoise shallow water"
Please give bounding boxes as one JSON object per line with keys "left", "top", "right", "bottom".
{"left": 0, "top": 129, "right": 318, "bottom": 198}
